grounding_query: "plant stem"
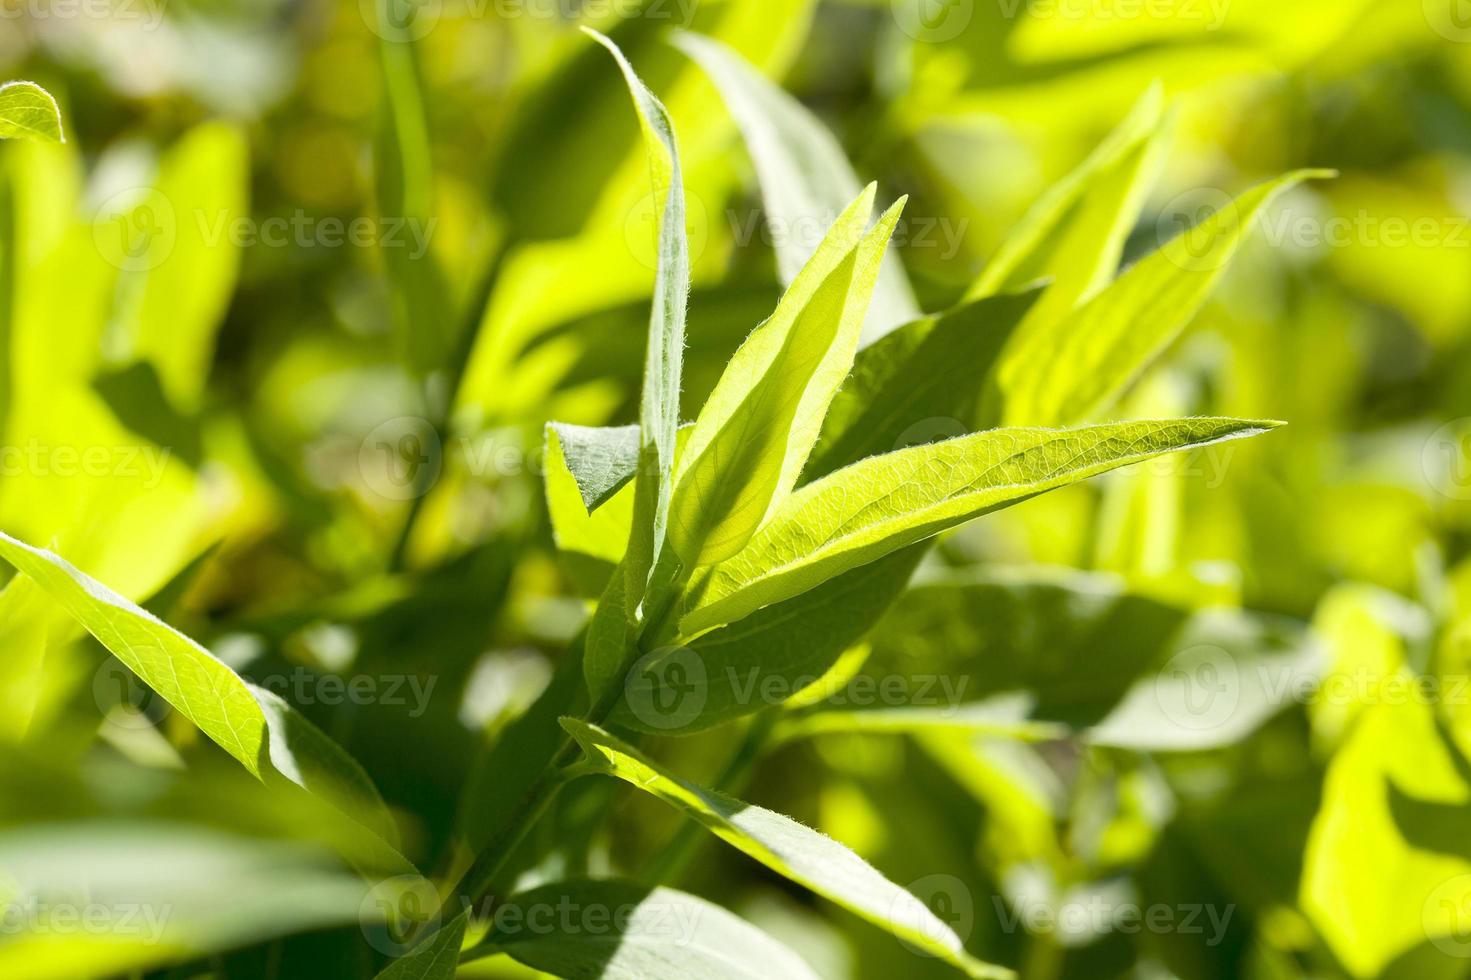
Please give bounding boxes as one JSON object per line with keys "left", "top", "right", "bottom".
{"left": 450, "top": 560, "right": 689, "bottom": 910}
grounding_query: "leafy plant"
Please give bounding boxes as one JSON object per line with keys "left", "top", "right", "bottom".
{"left": 8, "top": 4, "right": 1458, "bottom": 978}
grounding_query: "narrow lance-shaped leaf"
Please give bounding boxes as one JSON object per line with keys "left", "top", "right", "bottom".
{"left": 371, "top": 911, "right": 467, "bottom": 980}
{"left": 806, "top": 286, "right": 1042, "bottom": 477}
{"left": 374, "top": 10, "right": 451, "bottom": 373}
{"left": 669, "top": 187, "right": 904, "bottom": 565}
{"left": 562, "top": 719, "right": 1013, "bottom": 980}
{"left": 681, "top": 417, "right": 1282, "bottom": 634}
{"left": 0, "top": 531, "right": 404, "bottom": 859}
{"left": 999, "top": 170, "right": 1333, "bottom": 426}
{"left": 989, "top": 100, "right": 1171, "bottom": 387}
{"left": 965, "top": 82, "right": 1162, "bottom": 300}
{"left": 0, "top": 81, "right": 63, "bottom": 143}
{"left": 583, "top": 28, "right": 690, "bottom": 618}
{"left": 672, "top": 30, "right": 920, "bottom": 343}
{"left": 481, "top": 879, "right": 823, "bottom": 980}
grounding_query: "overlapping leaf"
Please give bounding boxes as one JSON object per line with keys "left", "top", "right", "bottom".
{"left": 562, "top": 719, "right": 1012, "bottom": 979}
{"left": 669, "top": 186, "right": 904, "bottom": 565}
{"left": 681, "top": 417, "right": 1281, "bottom": 633}
{"left": 0, "top": 531, "right": 404, "bottom": 864}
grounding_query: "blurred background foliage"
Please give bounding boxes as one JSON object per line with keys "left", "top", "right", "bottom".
{"left": 3, "top": 0, "right": 1471, "bottom": 977}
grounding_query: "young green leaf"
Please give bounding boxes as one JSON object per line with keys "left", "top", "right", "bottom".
{"left": 682, "top": 417, "right": 1281, "bottom": 633}
{"left": 484, "top": 879, "right": 822, "bottom": 980}
{"left": 583, "top": 28, "right": 690, "bottom": 617}
{"left": 669, "top": 188, "right": 904, "bottom": 565}
{"left": 561, "top": 719, "right": 1013, "bottom": 979}
{"left": 545, "top": 424, "right": 638, "bottom": 595}
{"left": 805, "top": 286, "right": 1042, "bottom": 478}
{"left": 611, "top": 549, "right": 923, "bottom": 735}
{"left": 0, "top": 530, "right": 403, "bottom": 858}
{"left": 966, "top": 82, "right": 1163, "bottom": 300}
{"left": 0, "top": 81, "right": 63, "bottom": 143}
{"left": 372, "top": 911, "right": 467, "bottom": 980}
{"left": 548, "top": 422, "right": 642, "bottom": 512}
{"left": 999, "top": 170, "right": 1334, "bottom": 425}
{"left": 672, "top": 30, "right": 920, "bottom": 343}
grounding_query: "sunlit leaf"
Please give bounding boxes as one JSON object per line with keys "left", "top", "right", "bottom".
{"left": 583, "top": 28, "right": 690, "bottom": 619}
{"left": 0, "top": 531, "right": 404, "bottom": 862}
{"left": 562, "top": 719, "right": 1012, "bottom": 979}
{"left": 681, "top": 417, "right": 1281, "bottom": 633}
{"left": 673, "top": 30, "right": 919, "bottom": 342}
{"left": 669, "top": 188, "right": 903, "bottom": 565}
{"left": 548, "top": 422, "right": 642, "bottom": 512}
{"left": 998, "top": 170, "right": 1333, "bottom": 425}
{"left": 0, "top": 81, "right": 63, "bottom": 143}
{"left": 487, "top": 879, "right": 822, "bottom": 980}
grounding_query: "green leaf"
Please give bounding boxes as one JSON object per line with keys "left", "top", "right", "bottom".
{"left": 669, "top": 188, "right": 904, "bottom": 565}
{"left": 561, "top": 719, "right": 1012, "bottom": 979}
{"left": 548, "top": 422, "right": 642, "bottom": 512}
{"left": 131, "top": 122, "right": 249, "bottom": 408}
{"left": 805, "top": 286, "right": 1042, "bottom": 478}
{"left": 611, "top": 548, "right": 923, "bottom": 735}
{"left": 681, "top": 417, "right": 1282, "bottom": 634}
{"left": 0, "top": 81, "right": 63, "bottom": 143}
{"left": 375, "top": 21, "right": 451, "bottom": 373}
{"left": 0, "top": 530, "right": 404, "bottom": 860}
{"left": 773, "top": 694, "right": 1067, "bottom": 743}
{"left": 0, "top": 823, "right": 379, "bottom": 980}
{"left": 998, "top": 170, "right": 1333, "bottom": 425}
{"left": 672, "top": 30, "right": 919, "bottom": 343}
{"left": 373, "top": 911, "right": 468, "bottom": 980}
{"left": 583, "top": 28, "right": 690, "bottom": 617}
{"left": 545, "top": 425, "right": 638, "bottom": 594}
{"left": 870, "top": 572, "right": 1319, "bottom": 751}
{"left": 487, "top": 879, "right": 822, "bottom": 980}
{"left": 966, "top": 82, "right": 1163, "bottom": 300}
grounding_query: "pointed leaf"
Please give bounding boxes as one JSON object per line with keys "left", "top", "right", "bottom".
{"left": 0, "top": 530, "right": 404, "bottom": 859}
{"left": 966, "top": 82, "right": 1162, "bottom": 299}
{"left": 673, "top": 30, "right": 919, "bottom": 342}
{"left": 489, "top": 879, "right": 822, "bottom": 980}
{"left": 373, "top": 911, "right": 467, "bottom": 980}
{"left": 549, "top": 422, "right": 642, "bottom": 512}
{"left": 562, "top": 719, "right": 1012, "bottom": 980}
{"left": 0, "top": 81, "right": 63, "bottom": 143}
{"left": 999, "top": 170, "right": 1333, "bottom": 425}
{"left": 669, "top": 189, "right": 904, "bottom": 565}
{"left": 584, "top": 28, "right": 690, "bottom": 614}
{"left": 682, "top": 418, "right": 1281, "bottom": 633}
{"left": 806, "top": 286, "right": 1041, "bottom": 477}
